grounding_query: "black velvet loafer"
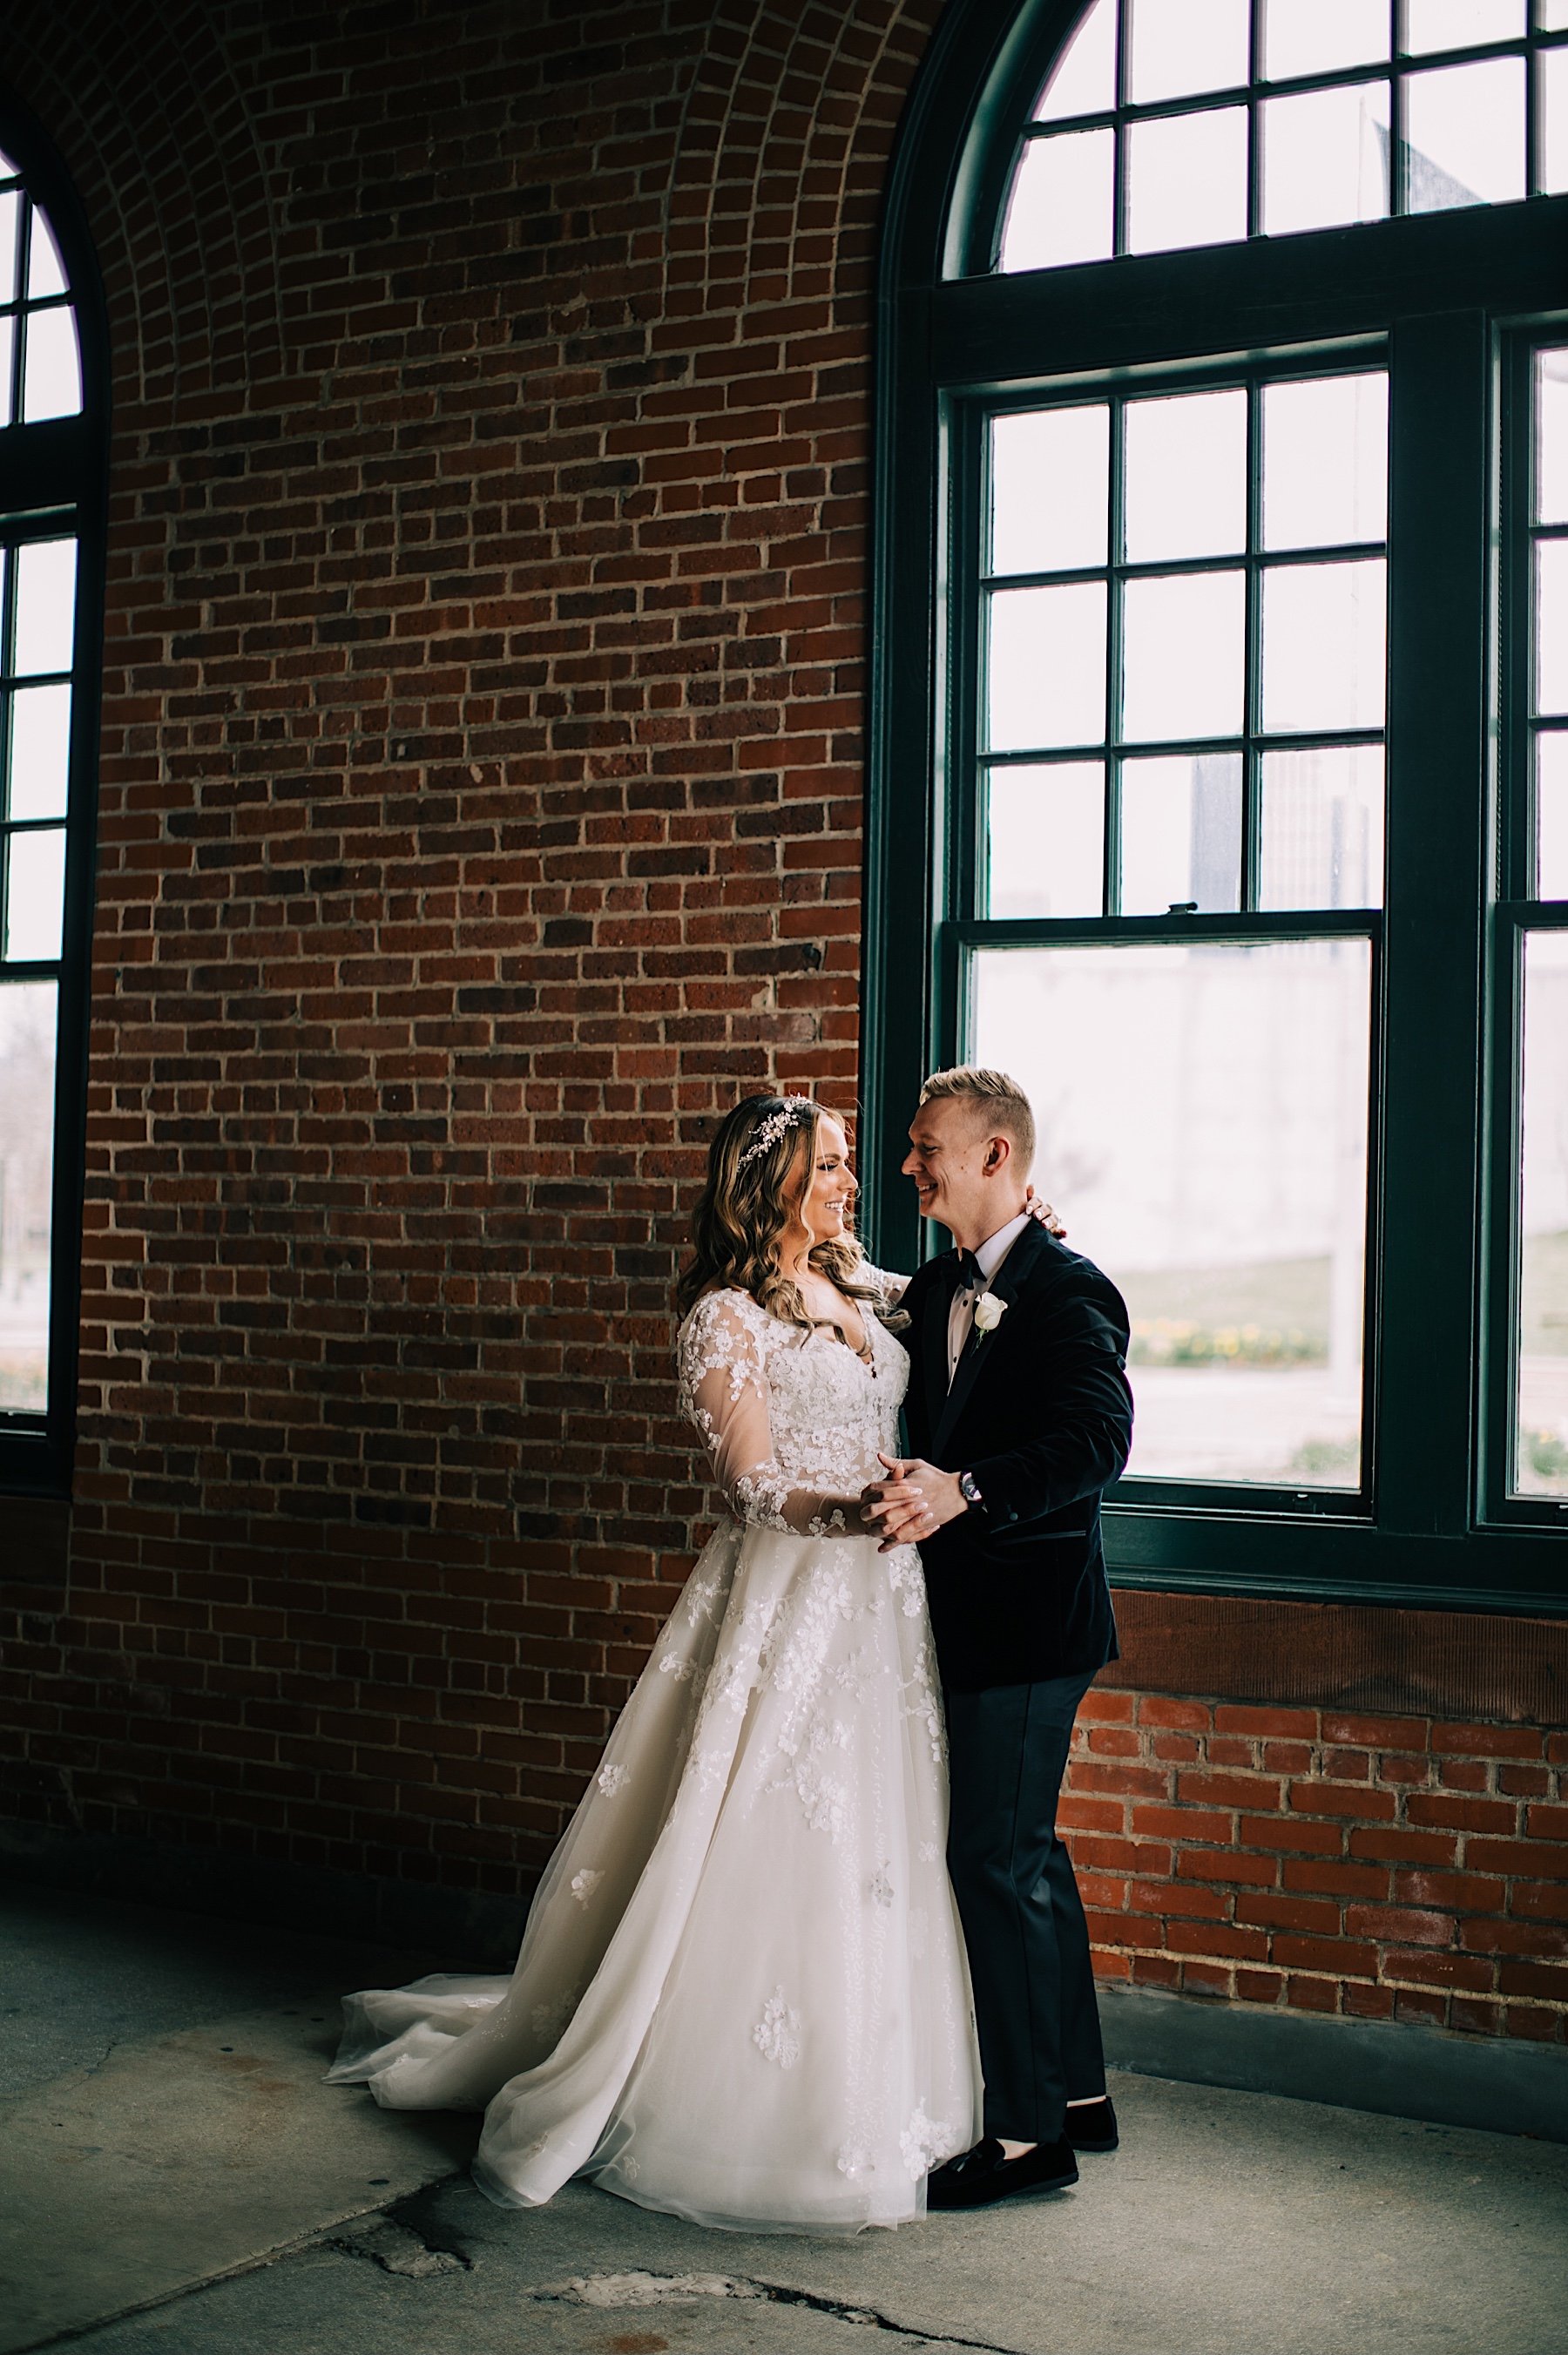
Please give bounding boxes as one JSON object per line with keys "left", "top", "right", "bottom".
{"left": 1064, "top": 2096, "right": 1119, "bottom": 2152}
{"left": 927, "top": 2134, "right": 1078, "bottom": 2210}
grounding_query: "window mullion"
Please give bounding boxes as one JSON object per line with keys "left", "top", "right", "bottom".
{"left": 1105, "top": 394, "right": 1125, "bottom": 913}
{"left": 1375, "top": 308, "right": 1492, "bottom": 1538}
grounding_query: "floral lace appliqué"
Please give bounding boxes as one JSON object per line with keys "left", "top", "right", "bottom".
{"left": 684, "top": 1569, "right": 724, "bottom": 1628}
{"left": 901, "top": 2103, "right": 956, "bottom": 2180}
{"left": 570, "top": 1869, "right": 603, "bottom": 1906}
{"left": 753, "top": 1986, "right": 802, "bottom": 2070}
{"left": 675, "top": 1284, "right": 909, "bottom": 1539}
{"left": 884, "top": 1546, "right": 929, "bottom": 1620}
{"left": 531, "top": 1989, "right": 575, "bottom": 2041}
{"left": 597, "top": 1763, "right": 630, "bottom": 1797}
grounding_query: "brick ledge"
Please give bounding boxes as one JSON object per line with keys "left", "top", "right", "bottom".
{"left": 1107, "top": 1589, "right": 1568, "bottom": 1725}
{"left": 1101, "top": 1979, "right": 1568, "bottom": 2142}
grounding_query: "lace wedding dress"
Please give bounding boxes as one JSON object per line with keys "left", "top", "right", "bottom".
{"left": 328, "top": 1281, "right": 982, "bottom": 2234}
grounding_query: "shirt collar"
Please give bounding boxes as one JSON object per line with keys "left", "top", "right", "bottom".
{"left": 973, "top": 1208, "right": 1032, "bottom": 1287}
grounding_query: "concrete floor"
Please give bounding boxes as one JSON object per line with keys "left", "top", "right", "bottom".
{"left": 2, "top": 1883, "right": 1565, "bottom": 2355}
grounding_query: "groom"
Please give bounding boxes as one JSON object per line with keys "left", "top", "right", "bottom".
{"left": 863, "top": 1066, "right": 1133, "bottom": 2209}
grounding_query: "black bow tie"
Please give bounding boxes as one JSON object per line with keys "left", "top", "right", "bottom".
{"left": 949, "top": 1249, "right": 983, "bottom": 1292}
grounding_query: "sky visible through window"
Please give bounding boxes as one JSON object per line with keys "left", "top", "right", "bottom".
{"left": 1516, "top": 345, "right": 1568, "bottom": 1499}
{"left": 0, "top": 152, "right": 80, "bottom": 1421}
{"left": 968, "top": 361, "right": 1385, "bottom": 1491}
{"left": 999, "top": 0, "right": 1568, "bottom": 273}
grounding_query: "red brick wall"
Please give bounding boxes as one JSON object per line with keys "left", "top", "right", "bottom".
{"left": 1068, "top": 1695, "right": 1568, "bottom": 2041}
{"left": 0, "top": 0, "right": 1563, "bottom": 2048}
{"left": 0, "top": 0, "right": 940, "bottom": 1885}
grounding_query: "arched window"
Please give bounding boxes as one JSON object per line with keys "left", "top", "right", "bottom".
{"left": 0, "top": 117, "right": 103, "bottom": 1499}
{"left": 868, "top": 0, "right": 1568, "bottom": 1609}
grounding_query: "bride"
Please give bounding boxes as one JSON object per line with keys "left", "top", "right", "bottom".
{"left": 328, "top": 1093, "right": 985, "bottom": 2233}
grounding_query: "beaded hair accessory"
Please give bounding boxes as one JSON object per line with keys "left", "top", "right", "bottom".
{"left": 736, "top": 1096, "right": 814, "bottom": 1172}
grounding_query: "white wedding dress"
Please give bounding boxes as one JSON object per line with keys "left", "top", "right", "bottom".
{"left": 328, "top": 1281, "right": 983, "bottom": 2234}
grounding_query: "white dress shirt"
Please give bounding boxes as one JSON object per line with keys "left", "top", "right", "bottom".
{"left": 946, "top": 1208, "right": 1032, "bottom": 1385}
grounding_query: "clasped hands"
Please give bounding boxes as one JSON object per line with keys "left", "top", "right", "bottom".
{"left": 860, "top": 1452, "right": 968, "bottom": 1552}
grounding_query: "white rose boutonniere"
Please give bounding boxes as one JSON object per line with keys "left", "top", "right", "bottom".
{"left": 972, "top": 1291, "right": 1007, "bottom": 1337}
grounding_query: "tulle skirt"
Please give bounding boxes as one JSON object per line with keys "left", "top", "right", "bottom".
{"left": 328, "top": 1519, "right": 983, "bottom": 2233}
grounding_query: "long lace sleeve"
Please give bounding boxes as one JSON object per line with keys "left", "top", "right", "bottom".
{"left": 860, "top": 1262, "right": 910, "bottom": 1326}
{"left": 677, "top": 1291, "right": 865, "bottom": 1539}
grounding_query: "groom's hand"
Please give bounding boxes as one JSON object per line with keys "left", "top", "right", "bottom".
{"left": 861, "top": 1452, "right": 969, "bottom": 1553}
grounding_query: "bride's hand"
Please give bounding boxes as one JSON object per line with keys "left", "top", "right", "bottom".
{"left": 863, "top": 1452, "right": 965, "bottom": 1551}
{"left": 1024, "top": 1184, "right": 1066, "bottom": 1240}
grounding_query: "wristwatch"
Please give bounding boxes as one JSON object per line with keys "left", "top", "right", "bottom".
{"left": 957, "top": 1470, "right": 984, "bottom": 1512}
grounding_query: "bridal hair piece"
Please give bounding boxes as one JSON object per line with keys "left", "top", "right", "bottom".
{"left": 736, "top": 1096, "right": 813, "bottom": 1171}
{"left": 674, "top": 1093, "right": 879, "bottom": 1326}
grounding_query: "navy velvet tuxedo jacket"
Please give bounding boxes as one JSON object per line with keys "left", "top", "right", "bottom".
{"left": 901, "top": 1221, "right": 1134, "bottom": 1694}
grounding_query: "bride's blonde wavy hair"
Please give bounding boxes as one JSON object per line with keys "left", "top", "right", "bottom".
{"left": 675, "top": 1094, "right": 879, "bottom": 1327}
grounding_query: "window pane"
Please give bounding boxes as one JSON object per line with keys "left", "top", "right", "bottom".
{"left": 1261, "top": 82, "right": 1391, "bottom": 235}
{"left": 0, "top": 979, "right": 56, "bottom": 1413}
{"left": 986, "top": 762, "right": 1105, "bottom": 917}
{"left": 1127, "top": 107, "right": 1249, "bottom": 254}
{"left": 1123, "top": 570, "right": 1246, "bottom": 742}
{"left": 1543, "top": 0, "right": 1568, "bottom": 30}
{"left": 1036, "top": 0, "right": 1117, "bottom": 120}
{"left": 26, "top": 208, "right": 67, "bottom": 299}
{"left": 1516, "top": 929, "right": 1568, "bottom": 1497}
{"left": 1538, "top": 734, "right": 1568, "bottom": 898}
{"left": 8, "top": 685, "right": 71, "bottom": 822}
{"left": 13, "top": 540, "right": 77, "bottom": 678}
{"left": 1536, "top": 538, "right": 1568, "bottom": 715}
{"left": 22, "top": 307, "right": 82, "bottom": 423}
{"left": 1120, "top": 752, "right": 1242, "bottom": 913}
{"left": 972, "top": 938, "right": 1371, "bottom": 1487}
{"left": 1534, "top": 349, "right": 1568, "bottom": 523}
{"left": 3, "top": 827, "right": 65, "bottom": 962}
{"left": 1261, "top": 559, "right": 1386, "bottom": 733}
{"left": 991, "top": 405, "right": 1109, "bottom": 574}
{"left": 1262, "top": 373, "right": 1389, "bottom": 552}
{"left": 1263, "top": 0, "right": 1387, "bottom": 81}
{"left": 1124, "top": 389, "right": 1247, "bottom": 563}
{"left": 1260, "top": 745, "right": 1385, "bottom": 910}
{"left": 987, "top": 582, "right": 1107, "bottom": 749}
{"left": 1129, "top": 0, "right": 1248, "bottom": 103}
{"left": 1542, "top": 45, "right": 1568, "bottom": 196}
{"left": 1403, "top": 58, "right": 1526, "bottom": 212}
{"left": 1405, "top": 0, "right": 1524, "bottom": 49}
{"left": 0, "top": 319, "right": 12, "bottom": 432}
{"left": 1000, "top": 131, "right": 1115, "bottom": 272}
{"left": 0, "top": 189, "right": 17, "bottom": 306}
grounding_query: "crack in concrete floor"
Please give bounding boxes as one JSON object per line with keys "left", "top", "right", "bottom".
{"left": 325, "top": 2216, "right": 471, "bottom": 2279}
{"left": 22, "top": 2216, "right": 1024, "bottom": 2355}
{"left": 532, "top": 2269, "right": 1031, "bottom": 2352}
{"left": 10, "top": 2179, "right": 476, "bottom": 2353}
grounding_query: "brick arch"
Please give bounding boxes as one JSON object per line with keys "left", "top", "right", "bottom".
{"left": 1, "top": 0, "right": 287, "bottom": 409}
{"left": 665, "top": 0, "right": 941, "bottom": 321}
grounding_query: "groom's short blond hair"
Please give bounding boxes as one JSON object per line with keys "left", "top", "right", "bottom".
{"left": 917, "top": 1066, "right": 1036, "bottom": 1173}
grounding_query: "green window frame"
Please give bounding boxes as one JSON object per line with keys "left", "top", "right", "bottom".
{"left": 865, "top": 0, "right": 1568, "bottom": 1613}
